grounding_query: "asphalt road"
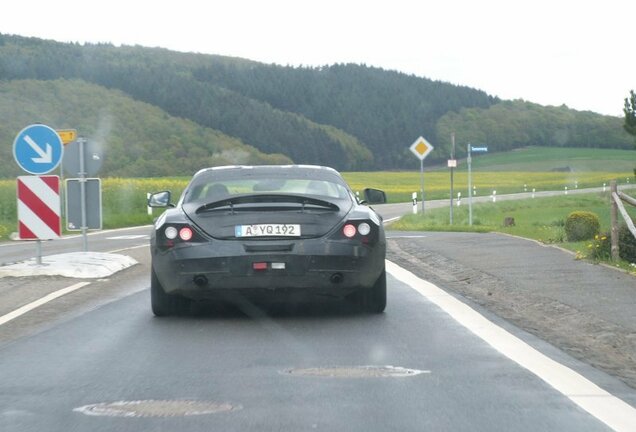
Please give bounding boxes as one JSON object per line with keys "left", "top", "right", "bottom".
{"left": 1, "top": 191, "right": 636, "bottom": 431}
{"left": 0, "top": 246, "right": 620, "bottom": 431}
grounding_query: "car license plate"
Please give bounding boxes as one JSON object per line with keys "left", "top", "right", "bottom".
{"left": 235, "top": 224, "right": 301, "bottom": 237}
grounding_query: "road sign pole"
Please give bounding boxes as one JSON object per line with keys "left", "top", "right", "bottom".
{"left": 78, "top": 138, "right": 88, "bottom": 252}
{"left": 420, "top": 159, "right": 425, "bottom": 214}
{"left": 409, "top": 136, "right": 433, "bottom": 215}
{"left": 450, "top": 132, "right": 455, "bottom": 225}
{"left": 36, "top": 240, "right": 42, "bottom": 265}
{"left": 468, "top": 144, "right": 473, "bottom": 226}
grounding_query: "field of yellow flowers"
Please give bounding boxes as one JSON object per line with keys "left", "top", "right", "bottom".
{"left": 0, "top": 171, "right": 632, "bottom": 240}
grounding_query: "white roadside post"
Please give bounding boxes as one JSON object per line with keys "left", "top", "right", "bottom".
{"left": 492, "top": 190, "right": 497, "bottom": 203}
{"left": 412, "top": 192, "right": 417, "bottom": 214}
{"left": 147, "top": 193, "right": 153, "bottom": 216}
{"left": 532, "top": 188, "right": 536, "bottom": 198}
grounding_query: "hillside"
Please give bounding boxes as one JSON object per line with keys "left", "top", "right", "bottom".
{"left": 435, "top": 101, "right": 633, "bottom": 158}
{"left": 0, "top": 36, "right": 372, "bottom": 172}
{"left": 432, "top": 146, "right": 636, "bottom": 172}
{"left": 0, "top": 34, "right": 632, "bottom": 175}
{"left": 0, "top": 79, "right": 291, "bottom": 178}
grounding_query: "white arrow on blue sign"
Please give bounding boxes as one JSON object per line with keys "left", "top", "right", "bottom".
{"left": 13, "top": 124, "right": 64, "bottom": 175}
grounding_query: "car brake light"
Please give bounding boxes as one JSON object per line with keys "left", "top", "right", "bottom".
{"left": 179, "top": 227, "right": 193, "bottom": 241}
{"left": 343, "top": 224, "right": 357, "bottom": 238}
{"left": 253, "top": 262, "right": 268, "bottom": 271}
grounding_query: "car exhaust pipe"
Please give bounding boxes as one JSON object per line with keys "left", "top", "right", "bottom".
{"left": 330, "top": 273, "right": 344, "bottom": 284}
{"left": 193, "top": 274, "right": 208, "bottom": 287}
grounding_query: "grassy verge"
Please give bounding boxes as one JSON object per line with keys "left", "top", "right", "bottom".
{"left": 391, "top": 192, "right": 636, "bottom": 273}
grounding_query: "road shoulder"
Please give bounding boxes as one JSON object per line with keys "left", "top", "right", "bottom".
{"left": 387, "top": 231, "right": 636, "bottom": 390}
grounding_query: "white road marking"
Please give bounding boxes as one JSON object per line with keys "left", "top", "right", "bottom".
{"left": 108, "top": 244, "right": 148, "bottom": 254}
{"left": 386, "top": 235, "right": 427, "bottom": 239}
{"left": 386, "top": 260, "right": 636, "bottom": 432}
{"left": 106, "top": 235, "right": 148, "bottom": 240}
{"left": 0, "top": 282, "right": 91, "bottom": 327}
{"left": 0, "top": 225, "right": 152, "bottom": 247}
{"left": 382, "top": 216, "right": 401, "bottom": 224}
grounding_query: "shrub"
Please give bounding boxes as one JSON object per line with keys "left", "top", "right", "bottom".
{"left": 619, "top": 222, "right": 636, "bottom": 263}
{"left": 586, "top": 233, "right": 611, "bottom": 260}
{"left": 565, "top": 211, "right": 600, "bottom": 242}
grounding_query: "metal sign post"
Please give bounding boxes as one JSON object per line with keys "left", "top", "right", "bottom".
{"left": 468, "top": 144, "right": 473, "bottom": 226}
{"left": 467, "top": 144, "right": 488, "bottom": 226}
{"left": 449, "top": 132, "right": 456, "bottom": 225}
{"left": 78, "top": 137, "right": 88, "bottom": 251}
{"left": 409, "top": 136, "right": 434, "bottom": 214}
{"left": 63, "top": 137, "right": 103, "bottom": 252}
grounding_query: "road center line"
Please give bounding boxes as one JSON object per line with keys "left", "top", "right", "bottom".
{"left": 108, "top": 244, "right": 148, "bottom": 254}
{"left": 386, "top": 260, "right": 636, "bottom": 432}
{"left": 0, "top": 282, "right": 91, "bottom": 327}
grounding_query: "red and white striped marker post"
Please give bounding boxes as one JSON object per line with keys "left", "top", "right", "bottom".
{"left": 16, "top": 175, "right": 61, "bottom": 264}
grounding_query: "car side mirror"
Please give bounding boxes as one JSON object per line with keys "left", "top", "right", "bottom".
{"left": 363, "top": 188, "right": 387, "bottom": 204}
{"left": 148, "top": 191, "right": 174, "bottom": 208}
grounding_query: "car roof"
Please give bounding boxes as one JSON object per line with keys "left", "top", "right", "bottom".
{"left": 193, "top": 165, "right": 341, "bottom": 178}
{"left": 193, "top": 164, "right": 340, "bottom": 177}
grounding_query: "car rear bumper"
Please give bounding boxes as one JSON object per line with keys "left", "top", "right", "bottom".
{"left": 151, "top": 238, "right": 385, "bottom": 300}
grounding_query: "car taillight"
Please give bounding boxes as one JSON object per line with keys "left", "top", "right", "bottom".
{"left": 343, "top": 224, "right": 357, "bottom": 238}
{"left": 157, "top": 224, "right": 203, "bottom": 250}
{"left": 179, "top": 227, "right": 193, "bottom": 241}
{"left": 336, "top": 220, "right": 379, "bottom": 244}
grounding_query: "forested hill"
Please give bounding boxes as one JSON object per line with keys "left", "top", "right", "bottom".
{"left": 0, "top": 79, "right": 293, "bottom": 178}
{"left": 0, "top": 34, "right": 632, "bottom": 177}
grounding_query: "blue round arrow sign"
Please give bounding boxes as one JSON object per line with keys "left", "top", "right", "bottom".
{"left": 13, "top": 124, "right": 64, "bottom": 175}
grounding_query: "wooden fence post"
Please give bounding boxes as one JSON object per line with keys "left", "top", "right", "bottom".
{"left": 610, "top": 180, "right": 619, "bottom": 261}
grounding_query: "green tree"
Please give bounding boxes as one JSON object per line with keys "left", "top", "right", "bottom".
{"left": 624, "top": 90, "right": 636, "bottom": 176}
{"left": 624, "top": 90, "right": 636, "bottom": 140}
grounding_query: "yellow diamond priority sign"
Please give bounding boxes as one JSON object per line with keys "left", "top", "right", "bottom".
{"left": 409, "top": 136, "right": 434, "bottom": 161}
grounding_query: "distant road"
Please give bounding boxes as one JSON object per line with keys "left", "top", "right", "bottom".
{"left": 1, "top": 185, "right": 634, "bottom": 265}
{"left": 375, "top": 184, "right": 636, "bottom": 222}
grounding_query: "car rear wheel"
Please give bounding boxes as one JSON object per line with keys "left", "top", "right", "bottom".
{"left": 151, "top": 268, "right": 191, "bottom": 316}
{"left": 351, "top": 268, "right": 386, "bottom": 313}
{"left": 367, "top": 269, "right": 387, "bottom": 313}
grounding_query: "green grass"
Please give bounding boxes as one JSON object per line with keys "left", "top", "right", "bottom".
{"left": 430, "top": 146, "right": 636, "bottom": 172}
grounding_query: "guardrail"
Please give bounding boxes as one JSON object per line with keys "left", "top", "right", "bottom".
{"left": 610, "top": 180, "right": 636, "bottom": 261}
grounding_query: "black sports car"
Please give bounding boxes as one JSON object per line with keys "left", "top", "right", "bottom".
{"left": 148, "top": 165, "right": 387, "bottom": 315}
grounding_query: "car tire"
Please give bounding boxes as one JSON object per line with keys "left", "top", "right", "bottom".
{"left": 151, "top": 268, "right": 190, "bottom": 316}
{"left": 351, "top": 268, "right": 386, "bottom": 314}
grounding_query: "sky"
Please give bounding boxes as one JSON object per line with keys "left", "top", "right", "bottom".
{"left": 1, "top": 0, "right": 633, "bottom": 116}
